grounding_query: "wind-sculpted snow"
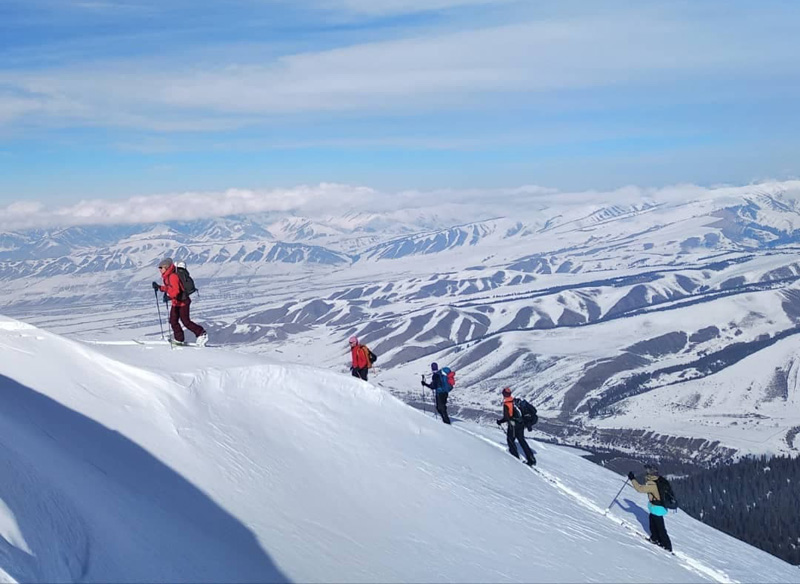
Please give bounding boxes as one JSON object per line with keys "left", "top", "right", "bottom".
{"left": 2, "top": 317, "right": 797, "bottom": 582}
{"left": 0, "top": 320, "right": 288, "bottom": 582}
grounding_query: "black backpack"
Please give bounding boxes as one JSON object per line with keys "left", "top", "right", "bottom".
{"left": 655, "top": 476, "right": 678, "bottom": 510}
{"left": 513, "top": 397, "right": 538, "bottom": 431}
{"left": 366, "top": 348, "right": 378, "bottom": 366}
{"left": 175, "top": 262, "right": 197, "bottom": 300}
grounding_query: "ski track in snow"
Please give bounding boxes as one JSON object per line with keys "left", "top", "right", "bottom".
{"left": 456, "top": 426, "right": 737, "bottom": 584}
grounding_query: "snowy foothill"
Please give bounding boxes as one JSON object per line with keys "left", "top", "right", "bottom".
{"left": 0, "top": 315, "right": 796, "bottom": 582}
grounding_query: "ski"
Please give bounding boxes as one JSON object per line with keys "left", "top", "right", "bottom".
{"left": 132, "top": 339, "right": 210, "bottom": 348}
{"left": 169, "top": 340, "right": 208, "bottom": 348}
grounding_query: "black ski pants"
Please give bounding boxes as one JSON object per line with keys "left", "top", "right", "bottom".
{"left": 435, "top": 391, "right": 451, "bottom": 424}
{"left": 649, "top": 513, "right": 672, "bottom": 552}
{"left": 506, "top": 422, "right": 534, "bottom": 464}
{"left": 352, "top": 367, "right": 368, "bottom": 381}
{"left": 169, "top": 300, "right": 205, "bottom": 343}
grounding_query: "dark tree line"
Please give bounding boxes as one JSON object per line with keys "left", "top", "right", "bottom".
{"left": 672, "top": 455, "right": 800, "bottom": 565}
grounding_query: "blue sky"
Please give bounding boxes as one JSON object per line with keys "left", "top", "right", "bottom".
{"left": 1, "top": 0, "right": 799, "bottom": 219}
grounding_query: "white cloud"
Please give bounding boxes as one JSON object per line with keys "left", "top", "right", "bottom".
{"left": 0, "top": 94, "right": 43, "bottom": 125}
{"left": 0, "top": 6, "right": 796, "bottom": 130}
{"left": 4, "top": 180, "right": 800, "bottom": 232}
{"left": 0, "top": 184, "right": 377, "bottom": 231}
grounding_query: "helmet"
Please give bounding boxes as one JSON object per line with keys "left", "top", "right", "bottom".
{"left": 644, "top": 464, "right": 660, "bottom": 476}
{"left": 502, "top": 387, "right": 512, "bottom": 397}
{"left": 348, "top": 336, "right": 358, "bottom": 345}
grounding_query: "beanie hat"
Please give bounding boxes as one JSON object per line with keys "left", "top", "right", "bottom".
{"left": 349, "top": 336, "right": 358, "bottom": 345}
{"left": 158, "top": 257, "right": 174, "bottom": 269}
{"left": 502, "top": 387, "right": 512, "bottom": 397}
{"left": 644, "top": 464, "right": 660, "bottom": 476}
{"left": 431, "top": 362, "right": 439, "bottom": 371}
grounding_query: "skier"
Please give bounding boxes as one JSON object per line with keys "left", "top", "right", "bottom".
{"left": 496, "top": 387, "right": 536, "bottom": 466}
{"left": 421, "top": 362, "right": 451, "bottom": 424}
{"left": 628, "top": 464, "right": 673, "bottom": 552}
{"left": 349, "top": 336, "right": 370, "bottom": 381}
{"left": 152, "top": 258, "right": 208, "bottom": 347}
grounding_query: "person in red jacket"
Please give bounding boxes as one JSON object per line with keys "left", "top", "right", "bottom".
{"left": 152, "top": 258, "right": 207, "bottom": 346}
{"left": 349, "top": 336, "right": 370, "bottom": 381}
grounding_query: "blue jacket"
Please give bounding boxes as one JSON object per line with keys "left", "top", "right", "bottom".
{"left": 423, "top": 371, "right": 448, "bottom": 394}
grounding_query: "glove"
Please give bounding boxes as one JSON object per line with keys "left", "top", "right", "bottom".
{"left": 627, "top": 471, "right": 636, "bottom": 481}
{"left": 496, "top": 419, "right": 503, "bottom": 426}
{"left": 152, "top": 281, "right": 160, "bottom": 291}
{"left": 163, "top": 293, "right": 169, "bottom": 304}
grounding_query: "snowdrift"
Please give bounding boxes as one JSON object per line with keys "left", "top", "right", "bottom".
{"left": 0, "top": 316, "right": 795, "bottom": 583}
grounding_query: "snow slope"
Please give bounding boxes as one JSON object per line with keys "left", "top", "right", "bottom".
{"left": 0, "top": 316, "right": 796, "bottom": 583}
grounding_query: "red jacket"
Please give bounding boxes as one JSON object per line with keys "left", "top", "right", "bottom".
{"left": 351, "top": 344, "right": 370, "bottom": 369}
{"left": 160, "top": 264, "right": 188, "bottom": 307}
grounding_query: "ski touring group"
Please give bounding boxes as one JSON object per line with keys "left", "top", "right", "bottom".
{"left": 346, "top": 332, "right": 678, "bottom": 554}
{"left": 150, "top": 257, "right": 679, "bottom": 555}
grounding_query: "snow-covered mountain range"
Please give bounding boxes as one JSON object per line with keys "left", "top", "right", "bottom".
{"left": 0, "top": 315, "right": 796, "bottom": 582}
{"left": 3, "top": 181, "right": 800, "bottom": 465}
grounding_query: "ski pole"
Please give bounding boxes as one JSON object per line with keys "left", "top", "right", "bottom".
{"left": 154, "top": 288, "right": 165, "bottom": 339}
{"left": 420, "top": 375, "right": 428, "bottom": 416}
{"left": 606, "top": 478, "right": 629, "bottom": 512}
{"left": 164, "top": 294, "right": 174, "bottom": 349}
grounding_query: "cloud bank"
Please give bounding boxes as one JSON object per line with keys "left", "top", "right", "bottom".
{"left": 3, "top": 180, "right": 800, "bottom": 232}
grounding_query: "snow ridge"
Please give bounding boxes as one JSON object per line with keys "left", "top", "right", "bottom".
{"left": 0, "top": 316, "right": 796, "bottom": 582}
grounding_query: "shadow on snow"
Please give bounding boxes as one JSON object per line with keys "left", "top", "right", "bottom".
{"left": 0, "top": 373, "right": 289, "bottom": 583}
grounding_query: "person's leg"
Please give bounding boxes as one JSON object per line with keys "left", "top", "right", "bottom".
{"left": 178, "top": 301, "right": 205, "bottom": 339}
{"left": 437, "top": 392, "right": 451, "bottom": 424}
{"left": 648, "top": 513, "right": 658, "bottom": 542}
{"left": 652, "top": 515, "right": 672, "bottom": 551}
{"left": 515, "top": 424, "right": 535, "bottom": 464}
{"left": 169, "top": 304, "right": 185, "bottom": 342}
{"left": 506, "top": 423, "right": 520, "bottom": 458}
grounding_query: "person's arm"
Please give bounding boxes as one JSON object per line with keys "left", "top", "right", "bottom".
{"left": 497, "top": 402, "right": 511, "bottom": 424}
{"left": 629, "top": 477, "right": 659, "bottom": 498}
{"left": 629, "top": 478, "right": 647, "bottom": 493}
